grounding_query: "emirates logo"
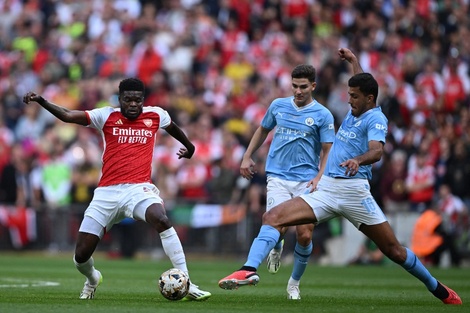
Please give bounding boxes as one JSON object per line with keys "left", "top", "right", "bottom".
{"left": 143, "top": 119, "right": 152, "bottom": 127}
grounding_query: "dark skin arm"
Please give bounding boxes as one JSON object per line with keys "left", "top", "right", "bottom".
{"left": 23, "top": 92, "right": 89, "bottom": 126}
{"left": 164, "top": 121, "right": 195, "bottom": 159}
{"left": 25, "top": 91, "right": 195, "bottom": 159}
{"left": 340, "top": 140, "right": 384, "bottom": 176}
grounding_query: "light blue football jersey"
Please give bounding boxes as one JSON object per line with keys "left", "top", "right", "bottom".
{"left": 325, "top": 107, "right": 388, "bottom": 180}
{"left": 261, "top": 97, "right": 335, "bottom": 181}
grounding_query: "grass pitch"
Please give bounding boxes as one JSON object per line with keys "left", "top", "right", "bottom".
{"left": 0, "top": 252, "right": 468, "bottom": 313}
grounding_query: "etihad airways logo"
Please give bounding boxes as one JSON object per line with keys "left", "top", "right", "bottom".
{"left": 337, "top": 127, "right": 357, "bottom": 140}
{"left": 112, "top": 127, "right": 153, "bottom": 137}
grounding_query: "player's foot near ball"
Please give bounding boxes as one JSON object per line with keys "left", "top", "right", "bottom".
{"left": 181, "top": 282, "right": 211, "bottom": 301}
{"left": 218, "top": 270, "right": 259, "bottom": 290}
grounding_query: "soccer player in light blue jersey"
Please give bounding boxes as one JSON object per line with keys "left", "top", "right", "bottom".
{"left": 219, "top": 48, "right": 462, "bottom": 305}
{"left": 239, "top": 64, "right": 335, "bottom": 299}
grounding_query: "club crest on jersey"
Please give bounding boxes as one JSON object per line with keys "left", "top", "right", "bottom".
{"left": 267, "top": 197, "right": 275, "bottom": 208}
{"left": 143, "top": 119, "right": 152, "bottom": 127}
{"left": 305, "top": 117, "right": 314, "bottom": 126}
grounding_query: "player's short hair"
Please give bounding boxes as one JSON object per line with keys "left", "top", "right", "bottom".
{"left": 291, "top": 64, "right": 316, "bottom": 82}
{"left": 349, "top": 73, "right": 378, "bottom": 103}
{"left": 119, "top": 78, "right": 145, "bottom": 95}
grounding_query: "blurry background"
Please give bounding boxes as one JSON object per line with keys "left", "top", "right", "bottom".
{"left": 0, "top": 0, "right": 469, "bottom": 268}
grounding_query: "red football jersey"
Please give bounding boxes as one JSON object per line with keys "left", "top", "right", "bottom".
{"left": 85, "top": 106, "right": 171, "bottom": 187}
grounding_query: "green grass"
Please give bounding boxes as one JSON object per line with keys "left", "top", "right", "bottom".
{"left": 0, "top": 252, "right": 468, "bottom": 313}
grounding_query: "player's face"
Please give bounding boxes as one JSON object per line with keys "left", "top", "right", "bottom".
{"left": 119, "top": 90, "right": 144, "bottom": 120}
{"left": 291, "top": 78, "right": 315, "bottom": 107}
{"left": 347, "top": 86, "right": 373, "bottom": 117}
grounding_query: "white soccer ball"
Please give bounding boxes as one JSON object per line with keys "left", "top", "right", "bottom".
{"left": 158, "top": 268, "right": 190, "bottom": 301}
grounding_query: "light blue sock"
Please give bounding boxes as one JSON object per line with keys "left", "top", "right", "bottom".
{"left": 273, "top": 237, "right": 284, "bottom": 250}
{"left": 401, "top": 247, "right": 437, "bottom": 291}
{"left": 244, "top": 225, "right": 280, "bottom": 269}
{"left": 291, "top": 241, "right": 313, "bottom": 281}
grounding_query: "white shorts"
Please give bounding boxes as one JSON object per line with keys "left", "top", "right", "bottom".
{"left": 79, "top": 183, "right": 163, "bottom": 236}
{"left": 300, "top": 176, "right": 387, "bottom": 229}
{"left": 266, "top": 176, "right": 310, "bottom": 211}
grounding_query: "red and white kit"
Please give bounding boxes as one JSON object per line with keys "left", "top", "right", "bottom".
{"left": 86, "top": 106, "right": 171, "bottom": 186}
{"left": 79, "top": 106, "right": 171, "bottom": 233}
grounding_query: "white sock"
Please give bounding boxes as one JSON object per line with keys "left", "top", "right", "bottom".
{"left": 73, "top": 255, "right": 100, "bottom": 285}
{"left": 288, "top": 277, "right": 300, "bottom": 286}
{"left": 159, "top": 227, "right": 189, "bottom": 277}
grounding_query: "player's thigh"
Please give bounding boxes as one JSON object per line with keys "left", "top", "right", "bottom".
{"left": 264, "top": 197, "right": 316, "bottom": 227}
{"left": 266, "top": 177, "right": 295, "bottom": 211}
{"left": 84, "top": 186, "right": 121, "bottom": 231}
{"left": 299, "top": 188, "right": 338, "bottom": 224}
{"left": 125, "top": 183, "right": 164, "bottom": 221}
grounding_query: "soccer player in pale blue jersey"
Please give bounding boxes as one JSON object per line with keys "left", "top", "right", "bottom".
{"left": 239, "top": 64, "right": 335, "bottom": 299}
{"left": 219, "top": 48, "right": 462, "bottom": 305}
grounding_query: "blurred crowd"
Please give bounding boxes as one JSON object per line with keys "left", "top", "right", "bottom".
{"left": 0, "top": 0, "right": 469, "bottom": 259}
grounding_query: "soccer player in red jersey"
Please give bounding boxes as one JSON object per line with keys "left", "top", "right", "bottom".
{"left": 23, "top": 78, "right": 211, "bottom": 301}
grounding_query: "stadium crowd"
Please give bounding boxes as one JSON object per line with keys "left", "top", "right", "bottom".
{"left": 0, "top": 0, "right": 469, "bottom": 263}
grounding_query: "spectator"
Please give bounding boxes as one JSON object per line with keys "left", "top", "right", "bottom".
{"left": 39, "top": 135, "right": 73, "bottom": 251}
{"left": 410, "top": 205, "right": 457, "bottom": 267}
{"left": 436, "top": 183, "right": 468, "bottom": 267}
{"left": 14, "top": 102, "right": 47, "bottom": 146}
{"left": 380, "top": 149, "right": 409, "bottom": 214}
{"left": 127, "top": 32, "right": 163, "bottom": 85}
{"left": 444, "top": 139, "right": 470, "bottom": 207}
{"left": 405, "top": 151, "right": 435, "bottom": 213}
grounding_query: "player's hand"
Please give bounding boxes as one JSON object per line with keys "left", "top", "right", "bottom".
{"left": 340, "top": 158, "right": 360, "bottom": 176}
{"left": 240, "top": 158, "right": 256, "bottom": 180}
{"left": 23, "top": 91, "right": 43, "bottom": 104}
{"left": 338, "top": 48, "right": 356, "bottom": 63}
{"left": 306, "top": 176, "right": 321, "bottom": 192}
{"left": 177, "top": 146, "right": 194, "bottom": 159}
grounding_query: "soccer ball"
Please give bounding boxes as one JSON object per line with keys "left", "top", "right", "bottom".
{"left": 158, "top": 268, "right": 190, "bottom": 301}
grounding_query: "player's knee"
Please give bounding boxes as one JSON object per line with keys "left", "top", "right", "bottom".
{"left": 150, "top": 214, "right": 172, "bottom": 232}
{"left": 146, "top": 205, "right": 172, "bottom": 231}
{"left": 152, "top": 215, "right": 172, "bottom": 233}
{"left": 296, "top": 232, "right": 312, "bottom": 246}
{"left": 262, "top": 209, "right": 280, "bottom": 227}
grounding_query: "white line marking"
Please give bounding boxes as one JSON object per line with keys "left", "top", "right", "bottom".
{"left": 0, "top": 278, "right": 60, "bottom": 288}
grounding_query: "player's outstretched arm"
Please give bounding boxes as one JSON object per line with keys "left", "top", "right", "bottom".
{"left": 338, "top": 48, "right": 363, "bottom": 75}
{"left": 164, "top": 121, "right": 195, "bottom": 159}
{"left": 23, "top": 91, "right": 89, "bottom": 126}
{"left": 240, "top": 126, "right": 270, "bottom": 179}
